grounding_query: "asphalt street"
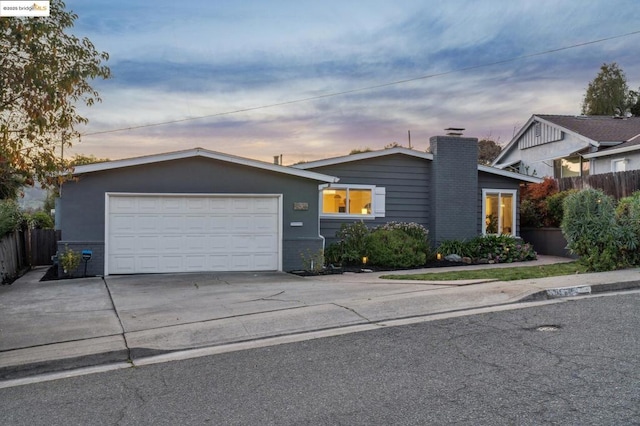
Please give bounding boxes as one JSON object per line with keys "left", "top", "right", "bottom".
{"left": 1, "top": 291, "right": 638, "bottom": 425}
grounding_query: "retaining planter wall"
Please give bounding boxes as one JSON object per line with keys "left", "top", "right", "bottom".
{"left": 520, "top": 227, "right": 576, "bottom": 258}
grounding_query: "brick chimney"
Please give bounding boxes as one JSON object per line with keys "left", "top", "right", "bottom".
{"left": 430, "top": 133, "right": 478, "bottom": 246}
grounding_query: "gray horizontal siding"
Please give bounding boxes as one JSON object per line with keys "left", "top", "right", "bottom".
{"left": 309, "top": 154, "right": 431, "bottom": 245}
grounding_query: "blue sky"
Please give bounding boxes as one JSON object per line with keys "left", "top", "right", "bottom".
{"left": 65, "top": 0, "right": 640, "bottom": 164}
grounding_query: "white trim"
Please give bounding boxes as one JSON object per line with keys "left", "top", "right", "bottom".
{"left": 104, "top": 192, "right": 283, "bottom": 275}
{"left": 478, "top": 165, "right": 542, "bottom": 183}
{"left": 482, "top": 189, "right": 517, "bottom": 236}
{"left": 73, "top": 147, "right": 339, "bottom": 183}
{"left": 493, "top": 115, "right": 598, "bottom": 165}
{"left": 318, "top": 184, "right": 383, "bottom": 219}
{"left": 583, "top": 143, "right": 640, "bottom": 159}
{"left": 611, "top": 158, "right": 628, "bottom": 172}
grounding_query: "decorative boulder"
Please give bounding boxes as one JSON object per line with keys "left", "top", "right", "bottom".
{"left": 445, "top": 254, "right": 462, "bottom": 262}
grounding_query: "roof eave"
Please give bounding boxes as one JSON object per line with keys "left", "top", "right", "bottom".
{"left": 478, "top": 165, "right": 542, "bottom": 183}
{"left": 294, "top": 147, "right": 433, "bottom": 169}
{"left": 71, "top": 148, "right": 339, "bottom": 183}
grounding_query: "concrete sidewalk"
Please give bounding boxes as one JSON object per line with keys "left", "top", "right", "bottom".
{"left": 1, "top": 256, "right": 640, "bottom": 384}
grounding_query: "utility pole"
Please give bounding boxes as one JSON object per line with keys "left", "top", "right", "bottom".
{"left": 408, "top": 130, "right": 412, "bottom": 149}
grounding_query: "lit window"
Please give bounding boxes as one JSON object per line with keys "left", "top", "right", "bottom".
{"left": 320, "top": 185, "right": 385, "bottom": 218}
{"left": 483, "top": 189, "right": 516, "bottom": 236}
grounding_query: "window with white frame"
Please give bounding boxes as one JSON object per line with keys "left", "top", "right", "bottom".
{"left": 482, "top": 189, "right": 516, "bottom": 236}
{"left": 320, "top": 185, "right": 385, "bottom": 218}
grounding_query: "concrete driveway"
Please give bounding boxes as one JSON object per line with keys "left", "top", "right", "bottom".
{"left": 2, "top": 258, "right": 639, "bottom": 382}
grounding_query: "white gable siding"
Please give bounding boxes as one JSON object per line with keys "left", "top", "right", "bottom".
{"left": 518, "top": 122, "right": 563, "bottom": 149}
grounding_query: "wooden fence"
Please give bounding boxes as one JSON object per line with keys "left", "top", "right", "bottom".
{"left": 0, "top": 229, "right": 60, "bottom": 284}
{"left": 0, "top": 230, "right": 28, "bottom": 284}
{"left": 556, "top": 170, "right": 640, "bottom": 200}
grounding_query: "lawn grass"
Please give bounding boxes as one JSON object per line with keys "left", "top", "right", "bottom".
{"left": 380, "top": 261, "right": 589, "bottom": 281}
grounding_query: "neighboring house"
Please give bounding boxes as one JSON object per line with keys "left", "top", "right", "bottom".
{"left": 294, "top": 136, "right": 541, "bottom": 248}
{"left": 57, "top": 136, "right": 540, "bottom": 276}
{"left": 492, "top": 115, "right": 640, "bottom": 177}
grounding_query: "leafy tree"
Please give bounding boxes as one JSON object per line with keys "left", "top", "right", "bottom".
{"left": 69, "top": 154, "right": 110, "bottom": 166}
{"left": 581, "top": 63, "right": 634, "bottom": 115}
{"left": 349, "top": 147, "right": 373, "bottom": 155}
{"left": 478, "top": 139, "right": 501, "bottom": 165}
{"left": 0, "top": 0, "right": 111, "bottom": 197}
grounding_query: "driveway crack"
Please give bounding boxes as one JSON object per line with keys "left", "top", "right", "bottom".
{"left": 333, "top": 303, "right": 371, "bottom": 322}
{"left": 102, "top": 277, "right": 132, "bottom": 363}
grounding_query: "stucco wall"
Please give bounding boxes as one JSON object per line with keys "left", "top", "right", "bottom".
{"left": 58, "top": 157, "right": 326, "bottom": 274}
{"left": 591, "top": 151, "right": 640, "bottom": 174}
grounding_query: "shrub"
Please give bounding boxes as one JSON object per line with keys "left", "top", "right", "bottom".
{"left": 615, "top": 191, "right": 640, "bottom": 264}
{"left": 0, "top": 199, "right": 25, "bottom": 237}
{"left": 561, "top": 188, "right": 628, "bottom": 271}
{"left": 365, "top": 228, "right": 426, "bottom": 268}
{"left": 471, "top": 234, "right": 537, "bottom": 263}
{"left": 437, "top": 235, "right": 536, "bottom": 263}
{"left": 437, "top": 239, "right": 474, "bottom": 258}
{"left": 60, "top": 244, "right": 82, "bottom": 275}
{"left": 544, "top": 190, "right": 576, "bottom": 227}
{"left": 26, "top": 211, "right": 54, "bottom": 229}
{"left": 326, "top": 221, "right": 432, "bottom": 268}
{"left": 334, "top": 221, "right": 371, "bottom": 264}
{"left": 519, "top": 199, "right": 542, "bottom": 228}
{"left": 374, "top": 221, "right": 432, "bottom": 260}
{"left": 300, "top": 249, "right": 325, "bottom": 273}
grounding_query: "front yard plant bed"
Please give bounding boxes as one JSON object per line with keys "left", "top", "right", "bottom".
{"left": 39, "top": 265, "right": 96, "bottom": 281}
{"left": 289, "top": 259, "right": 469, "bottom": 277}
{"left": 381, "top": 261, "right": 587, "bottom": 281}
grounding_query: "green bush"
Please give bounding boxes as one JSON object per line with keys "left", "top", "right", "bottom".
{"left": 26, "top": 211, "right": 54, "bottom": 229}
{"left": 366, "top": 228, "right": 426, "bottom": 268}
{"left": 334, "top": 221, "right": 371, "bottom": 264}
{"left": 615, "top": 191, "right": 640, "bottom": 264}
{"left": 326, "top": 221, "right": 432, "bottom": 268}
{"left": 0, "top": 199, "right": 25, "bottom": 237}
{"left": 561, "top": 188, "right": 629, "bottom": 271}
{"left": 437, "top": 235, "right": 536, "bottom": 263}
{"left": 471, "top": 234, "right": 537, "bottom": 263}
{"left": 437, "top": 239, "right": 475, "bottom": 258}
{"left": 374, "top": 221, "right": 432, "bottom": 260}
{"left": 545, "top": 190, "right": 576, "bottom": 227}
{"left": 519, "top": 199, "right": 542, "bottom": 228}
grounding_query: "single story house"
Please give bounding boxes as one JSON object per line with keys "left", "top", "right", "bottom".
{"left": 57, "top": 135, "right": 540, "bottom": 276}
{"left": 492, "top": 114, "right": 640, "bottom": 177}
{"left": 294, "top": 136, "right": 541, "bottom": 248}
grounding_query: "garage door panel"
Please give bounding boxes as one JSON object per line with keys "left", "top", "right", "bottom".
{"left": 111, "top": 215, "right": 136, "bottom": 232}
{"left": 108, "top": 195, "right": 280, "bottom": 274}
{"left": 254, "top": 215, "right": 278, "bottom": 231}
{"left": 111, "top": 235, "right": 136, "bottom": 253}
{"left": 138, "top": 235, "right": 160, "bottom": 251}
{"left": 161, "top": 215, "right": 184, "bottom": 232}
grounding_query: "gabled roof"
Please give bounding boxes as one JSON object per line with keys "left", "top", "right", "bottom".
{"left": 540, "top": 115, "right": 640, "bottom": 143}
{"left": 293, "top": 147, "right": 433, "bottom": 169}
{"left": 295, "top": 146, "right": 541, "bottom": 183}
{"left": 71, "top": 147, "right": 339, "bottom": 183}
{"left": 493, "top": 114, "right": 640, "bottom": 165}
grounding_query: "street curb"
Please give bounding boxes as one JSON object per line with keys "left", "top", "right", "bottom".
{"left": 519, "top": 280, "right": 640, "bottom": 302}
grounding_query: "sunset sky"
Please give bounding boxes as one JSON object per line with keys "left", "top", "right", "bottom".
{"left": 64, "top": 0, "right": 640, "bottom": 164}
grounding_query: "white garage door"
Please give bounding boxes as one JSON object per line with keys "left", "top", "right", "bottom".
{"left": 106, "top": 194, "right": 281, "bottom": 274}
